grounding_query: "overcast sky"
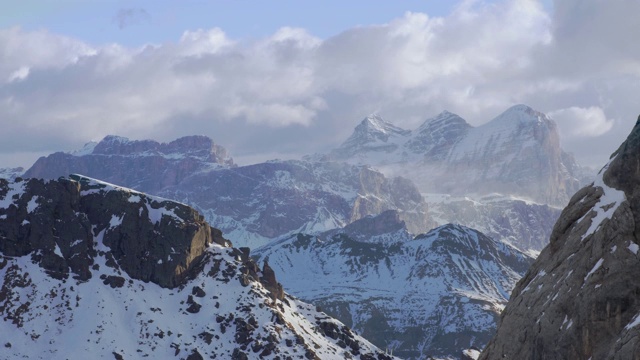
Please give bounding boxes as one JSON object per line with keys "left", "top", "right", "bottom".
{"left": 0, "top": 0, "right": 637, "bottom": 169}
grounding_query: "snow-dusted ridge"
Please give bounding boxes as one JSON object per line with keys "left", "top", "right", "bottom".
{"left": 254, "top": 214, "right": 534, "bottom": 359}
{"left": 0, "top": 175, "right": 395, "bottom": 359}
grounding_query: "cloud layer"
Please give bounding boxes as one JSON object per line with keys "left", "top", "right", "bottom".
{"left": 0, "top": 0, "right": 637, "bottom": 168}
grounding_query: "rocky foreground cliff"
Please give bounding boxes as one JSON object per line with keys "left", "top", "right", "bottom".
{"left": 0, "top": 175, "right": 394, "bottom": 359}
{"left": 480, "top": 116, "right": 640, "bottom": 360}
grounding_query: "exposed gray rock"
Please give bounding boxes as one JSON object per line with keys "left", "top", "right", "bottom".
{"left": 24, "top": 135, "right": 234, "bottom": 194}
{"left": 480, "top": 115, "right": 640, "bottom": 360}
{"left": 159, "top": 160, "right": 435, "bottom": 247}
{"left": 427, "top": 194, "right": 562, "bottom": 254}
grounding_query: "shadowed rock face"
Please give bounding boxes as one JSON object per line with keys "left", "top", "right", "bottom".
{"left": 480, "top": 115, "right": 640, "bottom": 360}
{"left": 0, "top": 176, "right": 223, "bottom": 288}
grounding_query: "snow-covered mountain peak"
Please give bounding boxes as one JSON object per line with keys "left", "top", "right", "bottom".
{"left": 359, "top": 114, "right": 409, "bottom": 137}
{"left": 341, "top": 114, "right": 411, "bottom": 148}
{"left": 328, "top": 114, "right": 411, "bottom": 164}
{"left": 336, "top": 114, "right": 411, "bottom": 155}
{"left": 325, "top": 105, "right": 583, "bottom": 206}
{"left": 489, "top": 103, "right": 552, "bottom": 127}
{"left": 254, "top": 220, "right": 533, "bottom": 359}
{"left": 416, "top": 110, "right": 470, "bottom": 134}
{"left": 405, "top": 110, "right": 471, "bottom": 160}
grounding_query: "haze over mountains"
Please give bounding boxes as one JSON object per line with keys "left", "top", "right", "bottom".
{"left": 326, "top": 104, "right": 588, "bottom": 207}
{"left": 2, "top": 104, "right": 613, "bottom": 359}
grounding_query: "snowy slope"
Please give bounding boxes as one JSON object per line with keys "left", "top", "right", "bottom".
{"left": 253, "top": 212, "right": 533, "bottom": 359}
{"left": 0, "top": 167, "right": 24, "bottom": 181}
{"left": 0, "top": 175, "right": 395, "bottom": 360}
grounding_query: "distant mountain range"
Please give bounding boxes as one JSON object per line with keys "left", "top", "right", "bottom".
{"left": 325, "top": 104, "right": 589, "bottom": 207}
{"left": 9, "top": 104, "right": 595, "bottom": 358}
{"left": 23, "top": 136, "right": 435, "bottom": 248}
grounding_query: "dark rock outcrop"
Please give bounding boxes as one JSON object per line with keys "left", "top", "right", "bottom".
{"left": 480, "top": 115, "right": 640, "bottom": 360}
{"left": 0, "top": 175, "right": 221, "bottom": 288}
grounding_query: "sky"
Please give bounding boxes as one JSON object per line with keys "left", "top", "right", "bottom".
{"left": 0, "top": 0, "right": 637, "bottom": 169}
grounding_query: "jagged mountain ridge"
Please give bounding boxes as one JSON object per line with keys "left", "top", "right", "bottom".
{"left": 24, "top": 140, "right": 435, "bottom": 248}
{"left": 327, "top": 104, "right": 584, "bottom": 206}
{"left": 253, "top": 211, "right": 534, "bottom": 359}
{"left": 480, "top": 115, "right": 640, "bottom": 359}
{"left": 158, "top": 160, "right": 434, "bottom": 248}
{"left": 24, "top": 135, "right": 235, "bottom": 194}
{"left": 0, "top": 175, "right": 394, "bottom": 359}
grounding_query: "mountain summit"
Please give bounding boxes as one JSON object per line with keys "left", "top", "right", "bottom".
{"left": 332, "top": 114, "right": 412, "bottom": 159}
{"left": 480, "top": 115, "right": 640, "bottom": 359}
{"left": 327, "top": 105, "right": 584, "bottom": 206}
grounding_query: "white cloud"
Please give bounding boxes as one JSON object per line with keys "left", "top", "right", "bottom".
{"left": 0, "top": 0, "right": 637, "bottom": 169}
{"left": 549, "top": 106, "right": 614, "bottom": 138}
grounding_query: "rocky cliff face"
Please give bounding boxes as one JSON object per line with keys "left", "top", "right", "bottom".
{"left": 480, "top": 115, "right": 640, "bottom": 360}
{"left": 160, "top": 160, "right": 435, "bottom": 248}
{"left": 0, "top": 175, "right": 394, "bottom": 359}
{"left": 327, "top": 105, "right": 584, "bottom": 207}
{"left": 24, "top": 135, "right": 234, "bottom": 194}
{"left": 254, "top": 213, "right": 533, "bottom": 359}
{"left": 427, "top": 194, "right": 562, "bottom": 254}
